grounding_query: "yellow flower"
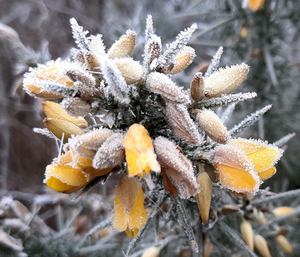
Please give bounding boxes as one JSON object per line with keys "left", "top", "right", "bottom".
{"left": 113, "top": 174, "right": 147, "bottom": 238}
{"left": 248, "top": 0, "right": 265, "bottom": 11}
{"left": 229, "top": 138, "right": 282, "bottom": 180}
{"left": 123, "top": 124, "right": 160, "bottom": 177}
{"left": 45, "top": 150, "right": 112, "bottom": 193}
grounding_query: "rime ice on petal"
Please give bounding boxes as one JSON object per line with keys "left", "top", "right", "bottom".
{"left": 204, "top": 46, "right": 223, "bottom": 78}
{"left": 157, "top": 23, "right": 197, "bottom": 69}
{"left": 163, "top": 102, "right": 202, "bottom": 145}
{"left": 93, "top": 133, "right": 125, "bottom": 170}
{"left": 70, "top": 18, "right": 90, "bottom": 51}
{"left": 146, "top": 72, "right": 189, "bottom": 104}
{"left": 154, "top": 137, "right": 198, "bottom": 198}
{"left": 100, "top": 56, "right": 130, "bottom": 105}
{"left": 204, "top": 63, "right": 249, "bottom": 98}
{"left": 229, "top": 105, "right": 272, "bottom": 137}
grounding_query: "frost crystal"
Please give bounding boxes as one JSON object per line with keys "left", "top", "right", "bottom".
{"left": 205, "top": 46, "right": 223, "bottom": 78}
{"left": 70, "top": 18, "right": 90, "bottom": 51}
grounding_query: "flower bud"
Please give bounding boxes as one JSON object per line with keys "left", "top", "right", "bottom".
{"left": 114, "top": 57, "right": 143, "bottom": 84}
{"left": 145, "top": 35, "right": 162, "bottom": 65}
{"left": 203, "top": 236, "right": 213, "bottom": 257}
{"left": 170, "top": 46, "right": 196, "bottom": 75}
{"left": 60, "top": 97, "right": 92, "bottom": 118}
{"left": 248, "top": 0, "right": 266, "bottom": 11}
{"left": 43, "top": 101, "right": 88, "bottom": 127}
{"left": 195, "top": 171, "right": 212, "bottom": 224}
{"left": 84, "top": 51, "right": 101, "bottom": 72}
{"left": 204, "top": 63, "right": 249, "bottom": 98}
{"left": 196, "top": 108, "right": 230, "bottom": 144}
{"left": 146, "top": 72, "right": 190, "bottom": 104}
{"left": 254, "top": 235, "right": 271, "bottom": 257}
{"left": 141, "top": 246, "right": 162, "bottom": 257}
{"left": 273, "top": 206, "right": 294, "bottom": 216}
{"left": 253, "top": 208, "right": 266, "bottom": 225}
{"left": 221, "top": 205, "right": 240, "bottom": 215}
{"left": 190, "top": 72, "right": 205, "bottom": 102}
{"left": 240, "top": 219, "right": 254, "bottom": 250}
{"left": 275, "top": 235, "right": 293, "bottom": 254}
{"left": 44, "top": 117, "right": 84, "bottom": 143}
{"left": 107, "top": 30, "right": 136, "bottom": 59}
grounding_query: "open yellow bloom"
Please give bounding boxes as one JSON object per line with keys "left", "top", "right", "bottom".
{"left": 45, "top": 150, "right": 112, "bottom": 193}
{"left": 123, "top": 124, "right": 160, "bottom": 177}
{"left": 229, "top": 138, "right": 282, "bottom": 180}
{"left": 113, "top": 174, "right": 147, "bottom": 238}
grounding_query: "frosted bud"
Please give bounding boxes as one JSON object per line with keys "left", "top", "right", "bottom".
{"left": 170, "top": 46, "right": 196, "bottom": 75}
{"left": 146, "top": 35, "right": 162, "bottom": 65}
{"left": 84, "top": 51, "right": 101, "bottom": 72}
{"left": 107, "top": 30, "right": 136, "bottom": 59}
{"left": 154, "top": 137, "right": 198, "bottom": 198}
{"left": 68, "top": 129, "right": 113, "bottom": 159}
{"left": 190, "top": 72, "right": 205, "bottom": 102}
{"left": 60, "top": 97, "right": 92, "bottom": 117}
{"left": 275, "top": 235, "right": 293, "bottom": 254}
{"left": 196, "top": 108, "right": 230, "bottom": 144}
{"left": 240, "top": 219, "right": 254, "bottom": 250}
{"left": 146, "top": 72, "right": 190, "bottom": 104}
{"left": 253, "top": 208, "right": 266, "bottom": 225}
{"left": 273, "top": 206, "right": 294, "bottom": 216}
{"left": 93, "top": 133, "right": 125, "bottom": 170}
{"left": 195, "top": 170, "right": 213, "bottom": 224}
{"left": 44, "top": 117, "right": 84, "bottom": 143}
{"left": 43, "top": 101, "right": 88, "bottom": 128}
{"left": 114, "top": 57, "right": 143, "bottom": 84}
{"left": 204, "top": 63, "right": 249, "bottom": 98}
{"left": 163, "top": 102, "right": 202, "bottom": 145}
{"left": 141, "top": 246, "right": 162, "bottom": 257}
{"left": 254, "top": 235, "right": 271, "bottom": 257}
{"left": 74, "top": 81, "right": 94, "bottom": 101}
{"left": 89, "top": 34, "right": 106, "bottom": 55}
{"left": 65, "top": 67, "right": 95, "bottom": 87}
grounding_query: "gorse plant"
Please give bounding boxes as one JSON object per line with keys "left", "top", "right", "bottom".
{"left": 19, "top": 13, "right": 298, "bottom": 257}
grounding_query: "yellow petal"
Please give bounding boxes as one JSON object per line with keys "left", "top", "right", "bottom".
{"left": 43, "top": 101, "right": 88, "bottom": 128}
{"left": 215, "top": 164, "right": 260, "bottom": 194}
{"left": 46, "top": 176, "right": 75, "bottom": 191}
{"left": 123, "top": 124, "right": 160, "bottom": 177}
{"left": 258, "top": 166, "right": 276, "bottom": 180}
{"left": 24, "top": 84, "right": 64, "bottom": 99}
{"left": 128, "top": 189, "right": 147, "bottom": 229}
{"left": 247, "top": 148, "right": 281, "bottom": 172}
{"left": 36, "top": 65, "right": 74, "bottom": 85}
{"left": 46, "top": 165, "right": 91, "bottom": 186}
{"left": 113, "top": 195, "right": 129, "bottom": 231}
{"left": 248, "top": 0, "right": 266, "bottom": 11}
{"left": 125, "top": 227, "right": 133, "bottom": 238}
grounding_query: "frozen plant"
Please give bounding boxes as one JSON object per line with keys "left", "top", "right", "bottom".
{"left": 22, "top": 15, "right": 293, "bottom": 256}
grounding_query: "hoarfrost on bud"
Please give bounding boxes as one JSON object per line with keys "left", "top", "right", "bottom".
{"left": 146, "top": 72, "right": 189, "bottom": 104}
{"left": 65, "top": 67, "right": 96, "bottom": 87}
{"left": 196, "top": 108, "right": 230, "bottom": 144}
{"left": 107, "top": 30, "right": 136, "bottom": 59}
{"left": 93, "top": 133, "right": 125, "bottom": 170}
{"left": 154, "top": 137, "right": 198, "bottom": 198}
{"left": 143, "top": 34, "right": 162, "bottom": 71}
{"left": 89, "top": 34, "right": 106, "bottom": 55}
{"left": 170, "top": 46, "right": 196, "bottom": 75}
{"left": 163, "top": 102, "right": 202, "bottom": 145}
{"left": 114, "top": 57, "right": 143, "bottom": 84}
{"left": 204, "top": 63, "right": 249, "bottom": 98}
{"left": 190, "top": 72, "right": 205, "bottom": 102}
{"left": 60, "top": 97, "right": 92, "bottom": 117}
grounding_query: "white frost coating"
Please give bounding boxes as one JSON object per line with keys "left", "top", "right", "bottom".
{"left": 204, "top": 63, "right": 249, "bottom": 97}
{"left": 64, "top": 66, "right": 96, "bottom": 87}
{"left": 163, "top": 102, "right": 202, "bottom": 145}
{"left": 170, "top": 46, "right": 196, "bottom": 75}
{"left": 114, "top": 57, "right": 143, "bottom": 84}
{"left": 33, "top": 128, "right": 56, "bottom": 139}
{"left": 143, "top": 34, "right": 162, "bottom": 73}
{"left": 60, "top": 97, "right": 91, "bottom": 117}
{"left": 157, "top": 23, "right": 197, "bottom": 69}
{"left": 70, "top": 18, "right": 90, "bottom": 51}
{"left": 220, "top": 103, "right": 236, "bottom": 125}
{"left": 100, "top": 55, "right": 130, "bottom": 105}
{"left": 93, "top": 133, "right": 125, "bottom": 169}
{"left": 204, "top": 46, "right": 223, "bottom": 78}
{"left": 89, "top": 34, "right": 106, "bottom": 55}
{"left": 145, "top": 15, "right": 154, "bottom": 42}
{"left": 146, "top": 72, "right": 189, "bottom": 104}
{"left": 154, "top": 136, "right": 198, "bottom": 198}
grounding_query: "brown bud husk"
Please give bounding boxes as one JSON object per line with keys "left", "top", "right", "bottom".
{"left": 69, "top": 129, "right": 113, "bottom": 159}
{"left": 65, "top": 67, "right": 95, "bottom": 87}
{"left": 107, "top": 30, "right": 136, "bottom": 59}
{"left": 163, "top": 102, "right": 202, "bottom": 145}
{"left": 146, "top": 35, "right": 162, "bottom": 65}
{"left": 43, "top": 101, "right": 88, "bottom": 127}
{"left": 275, "top": 235, "right": 293, "bottom": 254}
{"left": 203, "top": 236, "right": 213, "bottom": 257}
{"left": 60, "top": 97, "right": 92, "bottom": 118}
{"left": 84, "top": 51, "right": 101, "bottom": 72}
{"left": 195, "top": 168, "right": 212, "bottom": 224}
{"left": 240, "top": 220, "right": 254, "bottom": 251}
{"left": 154, "top": 137, "right": 198, "bottom": 198}
{"left": 204, "top": 63, "right": 249, "bottom": 98}
{"left": 196, "top": 108, "right": 230, "bottom": 144}
{"left": 190, "top": 72, "right": 205, "bottom": 102}
{"left": 254, "top": 235, "right": 271, "bottom": 257}
{"left": 170, "top": 46, "right": 196, "bottom": 75}
{"left": 146, "top": 72, "right": 190, "bottom": 104}
{"left": 44, "top": 117, "right": 84, "bottom": 143}
{"left": 114, "top": 57, "right": 143, "bottom": 84}
{"left": 221, "top": 205, "right": 240, "bottom": 215}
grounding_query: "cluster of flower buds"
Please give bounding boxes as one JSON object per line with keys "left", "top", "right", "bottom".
{"left": 23, "top": 15, "right": 285, "bottom": 241}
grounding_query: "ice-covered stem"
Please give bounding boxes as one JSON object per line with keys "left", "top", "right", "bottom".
{"left": 145, "top": 15, "right": 154, "bottom": 42}
{"left": 191, "top": 92, "right": 257, "bottom": 109}
{"left": 157, "top": 23, "right": 197, "bottom": 69}
{"left": 229, "top": 105, "right": 272, "bottom": 137}
{"left": 274, "top": 133, "right": 296, "bottom": 147}
{"left": 86, "top": 217, "right": 112, "bottom": 237}
{"left": 43, "top": 83, "right": 78, "bottom": 97}
{"left": 175, "top": 198, "right": 199, "bottom": 253}
{"left": 70, "top": 18, "right": 90, "bottom": 51}
{"left": 204, "top": 46, "right": 223, "bottom": 78}
{"left": 216, "top": 221, "right": 258, "bottom": 257}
